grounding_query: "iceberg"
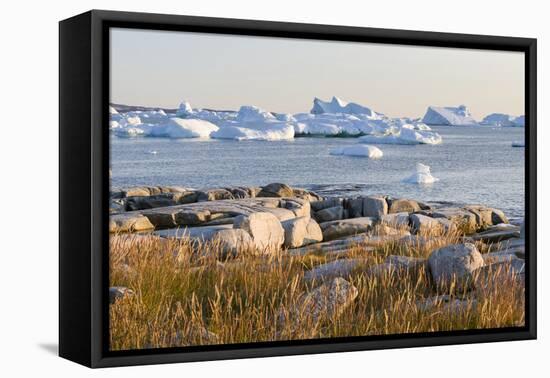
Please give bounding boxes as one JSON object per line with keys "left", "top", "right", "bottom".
{"left": 481, "top": 113, "right": 524, "bottom": 127}
{"left": 310, "top": 96, "right": 380, "bottom": 118}
{"left": 109, "top": 106, "right": 119, "bottom": 115}
{"left": 403, "top": 163, "right": 439, "bottom": 184}
{"left": 329, "top": 145, "right": 383, "bottom": 159}
{"left": 358, "top": 124, "right": 442, "bottom": 145}
{"left": 422, "top": 105, "right": 478, "bottom": 126}
{"left": 211, "top": 105, "right": 295, "bottom": 141}
{"left": 150, "top": 118, "right": 219, "bottom": 138}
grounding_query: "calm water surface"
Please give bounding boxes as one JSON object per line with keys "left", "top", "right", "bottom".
{"left": 110, "top": 126, "right": 525, "bottom": 218}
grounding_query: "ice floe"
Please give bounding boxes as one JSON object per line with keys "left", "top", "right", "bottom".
{"left": 329, "top": 145, "right": 383, "bottom": 159}
{"left": 481, "top": 113, "right": 525, "bottom": 127}
{"left": 422, "top": 105, "right": 478, "bottom": 126}
{"left": 403, "top": 163, "right": 439, "bottom": 184}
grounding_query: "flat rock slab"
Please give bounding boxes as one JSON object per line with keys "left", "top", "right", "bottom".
{"left": 320, "top": 217, "right": 375, "bottom": 241}
{"left": 154, "top": 224, "right": 233, "bottom": 239}
{"left": 303, "top": 258, "right": 368, "bottom": 282}
{"left": 471, "top": 227, "right": 521, "bottom": 243}
{"left": 109, "top": 213, "right": 154, "bottom": 233}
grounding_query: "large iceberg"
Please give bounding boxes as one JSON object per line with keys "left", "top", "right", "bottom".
{"left": 310, "top": 96, "right": 380, "bottom": 118}
{"left": 211, "top": 105, "right": 295, "bottom": 141}
{"left": 113, "top": 118, "right": 219, "bottom": 138}
{"left": 403, "top": 163, "right": 439, "bottom": 184}
{"left": 329, "top": 145, "right": 383, "bottom": 159}
{"left": 422, "top": 105, "right": 478, "bottom": 126}
{"left": 481, "top": 113, "right": 525, "bottom": 127}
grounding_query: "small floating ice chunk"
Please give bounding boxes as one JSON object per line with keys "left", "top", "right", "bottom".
{"left": 403, "top": 163, "right": 439, "bottom": 184}
{"left": 512, "top": 141, "right": 525, "bottom": 147}
{"left": 330, "top": 145, "right": 383, "bottom": 159}
{"left": 147, "top": 150, "right": 158, "bottom": 155}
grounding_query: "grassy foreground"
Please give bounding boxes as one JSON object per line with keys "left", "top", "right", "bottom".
{"left": 109, "top": 229, "right": 525, "bottom": 351}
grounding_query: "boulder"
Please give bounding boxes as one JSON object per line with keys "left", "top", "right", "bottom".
{"left": 282, "top": 216, "right": 310, "bottom": 249}
{"left": 109, "top": 286, "right": 134, "bottom": 304}
{"left": 257, "top": 183, "right": 294, "bottom": 198}
{"left": 416, "top": 295, "right": 477, "bottom": 315}
{"left": 410, "top": 213, "right": 453, "bottom": 234}
{"left": 320, "top": 217, "right": 374, "bottom": 241}
{"left": 305, "top": 218, "right": 324, "bottom": 244}
{"left": 142, "top": 208, "right": 179, "bottom": 228}
{"left": 210, "top": 229, "right": 254, "bottom": 258}
{"left": 362, "top": 196, "right": 388, "bottom": 218}
{"left": 175, "top": 209, "right": 211, "bottom": 226}
{"left": 126, "top": 193, "right": 179, "bottom": 211}
{"left": 278, "top": 278, "right": 358, "bottom": 335}
{"left": 262, "top": 207, "right": 296, "bottom": 222}
{"left": 345, "top": 198, "right": 364, "bottom": 218}
{"left": 464, "top": 205, "right": 494, "bottom": 228}
{"left": 471, "top": 227, "right": 521, "bottom": 243}
{"left": 380, "top": 212, "right": 410, "bottom": 229}
{"left": 387, "top": 198, "right": 421, "bottom": 214}
{"left": 428, "top": 243, "right": 484, "bottom": 293}
{"left": 109, "top": 198, "right": 126, "bottom": 213}
{"left": 314, "top": 206, "right": 345, "bottom": 222}
{"left": 491, "top": 208, "right": 509, "bottom": 224}
{"left": 303, "top": 258, "right": 367, "bottom": 282}
{"left": 431, "top": 207, "right": 477, "bottom": 232}
{"left": 311, "top": 198, "right": 344, "bottom": 212}
{"left": 197, "top": 188, "right": 235, "bottom": 202}
{"left": 109, "top": 213, "right": 154, "bottom": 233}
{"left": 282, "top": 198, "right": 311, "bottom": 218}
{"left": 233, "top": 212, "right": 284, "bottom": 252}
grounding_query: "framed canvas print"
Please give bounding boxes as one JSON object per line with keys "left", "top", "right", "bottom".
{"left": 59, "top": 10, "right": 537, "bottom": 368}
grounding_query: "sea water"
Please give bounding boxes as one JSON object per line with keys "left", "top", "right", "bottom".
{"left": 110, "top": 126, "right": 525, "bottom": 218}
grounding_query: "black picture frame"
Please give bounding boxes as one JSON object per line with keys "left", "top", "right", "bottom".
{"left": 59, "top": 9, "right": 537, "bottom": 368}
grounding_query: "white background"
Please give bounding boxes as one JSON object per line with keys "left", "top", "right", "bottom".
{"left": 0, "top": 0, "right": 547, "bottom": 376}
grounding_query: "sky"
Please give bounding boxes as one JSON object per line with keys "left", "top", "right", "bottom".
{"left": 110, "top": 28, "right": 525, "bottom": 120}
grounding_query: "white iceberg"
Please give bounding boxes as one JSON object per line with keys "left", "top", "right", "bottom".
{"left": 403, "top": 163, "right": 439, "bottom": 184}
{"left": 176, "top": 101, "right": 194, "bottom": 116}
{"left": 150, "top": 118, "right": 219, "bottom": 138}
{"left": 109, "top": 106, "right": 119, "bottom": 115}
{"left": 358, "top": 124, "right": 442, "bottom": 145}
{"left": 481, "top": 113, "right": 524, "bottom": 127}
{"left": 512, "top": 141, "right": 525, "bottom": 147}
{"left": 211, "top": 105, "right": 295, "bottom": 141}
{"left": 311, "top": 96, "right": 380, "bottom": 118}
{"left": 422, "top": 105, "right": 478, "bottom": 126}
{"left": 330, "top": 145, "right": 383, "bottom": 159}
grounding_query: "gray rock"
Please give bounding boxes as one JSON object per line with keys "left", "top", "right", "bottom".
{"left": 278, "top": 278, "right": 358, "bottom": 335}
{"left": 197, "top": 188, "right": 235, "bottom": 202}
{"left": 471, "top": 227, "right": 521, "bottom": 243}
{"left": 311, "top": 198, "right": 344, "bottom": 212}
{"left": 109, "top": 213, "right": 154, "bottom": 233}
{"left": 175, "top": 209, "right": 211, "bottom": 226}
{"left": 464, "top": 205, "right": 494, "bottom": 228}
{"left": 387, "top": 198, "right": 420, "bottom": 214}
{"left": 210, "top": 229, "right": 255, "bottom": 258}
{"left": 320, "top": 217, "right": 374, "bottom": 241}
{"left": 428, "top": 243, "right": 484, "bottom": 293}
{"left": 282, "top": 198, "right": 311, "bottom": 218}
{"left": 362, "top": 196, "right": 388, "bottom": 219}
{"left": 257, "top": 183, "right": 294, "bottom": 198}
{"left": 410, "top": 213, "right": 453, "bottom": 234}
{"left": 234, "top": 212, "right": 284, "bottom": 252}
{"left": 380, "top": 212, "right": 410, "bottom": 228}
{"left": 305, "top": 218, "right": 324, "bottom": 245}
{"left": 345, "top": 197, "right": 364, "bottom": 218}
{"left": 416, "top": 295, "right": 477, "bottom": 314}
{"left": 491, "top": 208, "right": 509, "bottom": 224}
{"left": 431, "top": 207, "right": 477, "bottom": 232}
{"left": 304, "top": 258, "right": 367, "bottom": 282}
{"left": 314, "top": 206, "right": 345, "bottom": 223}
{"left": 261, "top": 207, "right": 296, "bottom": 222}
{"left": 126, "top": 193, "right": 179, "bottom": 211}
{"left": 109, "top": 286, "right": 134, "bottom": 304}
{"left": 282, "top": 216, "right": 310, "bottom": 249}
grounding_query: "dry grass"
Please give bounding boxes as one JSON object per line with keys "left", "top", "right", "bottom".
{"left": 109, "top": 229, "right": 525, "bottom": 351}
